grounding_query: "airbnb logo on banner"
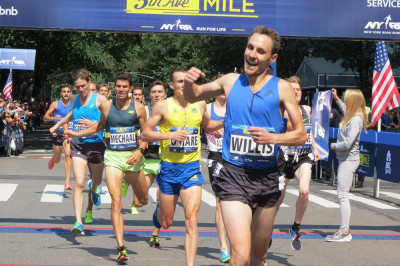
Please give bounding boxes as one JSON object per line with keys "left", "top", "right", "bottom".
{"left": 0, "top": 6, "right": 18, "bottom": 16}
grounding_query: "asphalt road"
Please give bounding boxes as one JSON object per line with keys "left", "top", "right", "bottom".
{"left": 0, "top": 125, "right": 399, "bottom": 266}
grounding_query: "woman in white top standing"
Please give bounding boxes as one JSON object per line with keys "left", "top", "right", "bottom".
{"left": 325, "top": 88, "right": 367, "bottom": 242}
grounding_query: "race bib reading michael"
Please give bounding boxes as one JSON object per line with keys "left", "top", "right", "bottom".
{"left": 229, "top": 125, "right": 275, "bottom": 164}
{"left": 169, "top": 126, "right": 198, "bottom": 153}
{"left": 109, "top": 127, "right": 138, "bottom": 150}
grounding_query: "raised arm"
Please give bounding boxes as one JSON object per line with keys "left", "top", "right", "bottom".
{"left": 184, "top": 67, "right": 235, "bottom": 103}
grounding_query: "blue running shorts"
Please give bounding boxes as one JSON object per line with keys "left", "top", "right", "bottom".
{"left": 156, "top": 160, "right": 204, "bottom": 195}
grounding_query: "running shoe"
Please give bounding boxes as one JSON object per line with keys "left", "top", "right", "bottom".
{"left": 289, "top": 227, "right": 302, "bottom": 250}
{"left": 88, "top": 180, "right": 101, "bottom": 206}
{"left": 48, "top": 158, "right": 55, "bottom": 170}
{"left": 121, "top": 180, "right": 128, "bottom": 197}
{"left": 117, "top": 246, "right": 128, "bottom": 264}
{"left": 325, "top": 230, "right": 352, "bottom": 242}
{"left": 84, "top": 210, "right": 93, "bottom": 224}
{"left": 220, "top": 248, "right": 230, "bottom": 263}
{"left": 152, "top": 202, "right": 161, "bottom": 229}
{"left": 149, "top": 235, "right": 160, "bottom": 248}
{"left": 71, "top": 221, "right": 84, "bottom": 236}
{"left": 64, "top": 181, "right": 72, "bottom": 190}
{"left": 130, "top": 204, "right": 139, "bottom": 215}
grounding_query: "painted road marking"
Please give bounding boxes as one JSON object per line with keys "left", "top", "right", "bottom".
{"left": 0, "top": 225, "right": 399, "bottom": 240}
{"left": 322, "top": 190, "right": 398, "bottom": 210}
{"left": 100, "top": 186, "right": 111, "bottom": 204}
{"left": 201, "top": 188, "right": 216, "bottom": 207}
{"left": 40, "top": 185, "right": 64, "bottom": 202}
{"left": 0, "top": 183, "right": 18, "bottom": 201}
{"left": 286, "top": 189, "right": 339, "bottom": 208}
{"left": 380, "top": 191, "right": 400, "bottom": 200}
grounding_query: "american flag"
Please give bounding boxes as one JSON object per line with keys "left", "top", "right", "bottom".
{"left": 371, "top": 41, "right": 400, "bottom": 125}
{"left": 2, "top": 69, "right": 13, "bottom": 101}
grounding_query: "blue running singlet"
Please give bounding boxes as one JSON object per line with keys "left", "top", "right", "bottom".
{"left": 222, "top": 74, "right": 285, "bottom": 169}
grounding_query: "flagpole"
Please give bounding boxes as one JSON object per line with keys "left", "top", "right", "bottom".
{"left": 373, "top": 118, "right": 381, "bottom": 198}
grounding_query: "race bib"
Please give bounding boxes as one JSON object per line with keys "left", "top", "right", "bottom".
{"left": 74, "top": 123, "right": 97, "bottom": 139}
{"left": 149, "top": 125, "right": 160, "bottom": 146}
{"left": 284, "top": 126, "right": 312, "bottom": 155}
{"left": 169, "top": 126, "right": 198, "bottom": 153}
{"left": 229, "top": 124, "right": 275, "bottom": 164}
{"left": 109, "top": 126, "right": 138, "bottom": 150}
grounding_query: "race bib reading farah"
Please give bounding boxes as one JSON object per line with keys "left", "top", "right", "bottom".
{"left": 169, "top": 126, "right": 198, "bottom": 153}
{"left": 74, "top": 123, "right": 97, "bottom": 139}
{"left": 109, "top": 126, "right": 138, "bottom": 150}
{"left": 229, "top": 124, "right": 275, "bottom": 164}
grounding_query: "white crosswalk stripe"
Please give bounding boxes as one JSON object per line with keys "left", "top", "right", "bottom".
{"left": 0, "top": 183, "right": 18, "bottom": 201}
{"left": 286, "top": 189, "right": 339, "bottom": 208}
{"left": 201, "top": 189, "right": 216, "bottom": 207}
{"left": 41, "top": 185, "right": 64, "bottom": 202}
{"left": 322, "top": 190, "right": 399, "bottom": 210}
{"left": 380, "top": 191, "right": 400, "bottom": 200}
{"left": 149, "top": 187, "right": 158, "bottom": 202}
{"left": 100, "top": 186, "right": 111, "bottom": 204}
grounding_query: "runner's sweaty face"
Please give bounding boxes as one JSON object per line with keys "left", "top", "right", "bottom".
{"left": 290, "top": 82, "right": 302, "bottom": 104}
{"left": 244, "top": 33, "right": 277, "bottom": 77}
{"left": 150, "top": 85, "right": 166, "bottom": 106}
{"left": 74, "top": 78, "right": 89, "bottom": 98}
{"left": 60, "top": 87, "right": 71, "bottom": 101}
{"left": 115, "top": 79, "right": 131, "bottom": 100}
{"left": 170, "top": 71, "right": 186, "bottom": 98}
{"left": 133, "top": 89, "right": 143, "bottom": 103}
{"left": 99, "top": 86, "right": 110, "bottom": 99}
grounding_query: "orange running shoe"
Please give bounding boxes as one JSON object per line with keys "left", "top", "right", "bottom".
{"left": 48, "top": 158, "right": 55, "bottom": 169}
{"left": 65, "top": 181, "right": 73, "bottom": 190}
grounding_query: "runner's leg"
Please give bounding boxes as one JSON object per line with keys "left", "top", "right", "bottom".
{"left": 220, "top": 200, "right": 253, "bottom": 265}
{"left": 106, "top": 166, "right": 125, "bottom": 247}
{"left": 63, "top": 139, "right": 72, "bottom": 185}
{"left": 180, "top": 185, "right": 202, "bottom": 266}
{"left": 71, "top": 157, "right": 88, "bottom": 224}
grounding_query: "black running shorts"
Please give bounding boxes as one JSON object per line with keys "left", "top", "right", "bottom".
{"left": 277, "top": 152, "right": 313, "bottom": 180}
{"left": 213, "top": 161, "right": 281, "bottom": 209}
{"left": 52, "top": 134, "right": 66, "bottom": 146}
{"left": 70, "top": 139, "right": 105, "bottom": 164}
{"left": 206, "top": 151, "right": 223, "bottom": 187}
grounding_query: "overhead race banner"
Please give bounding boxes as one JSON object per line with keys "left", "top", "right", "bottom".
{"left": 0, "top": 48, "right": 36, "bottom": 70}
{"left": 1, "top": 0, "right": 400, "bottom": 39}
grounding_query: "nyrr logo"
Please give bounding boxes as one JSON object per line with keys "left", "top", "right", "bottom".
{"left": 160, "top": 19, "right": 193, "bottom": 31}
{"left": 365, "top": 15, "right": 400, "bottom": 30}
{"left": 0, "top": 6, "right": 18, "bottom": 16}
